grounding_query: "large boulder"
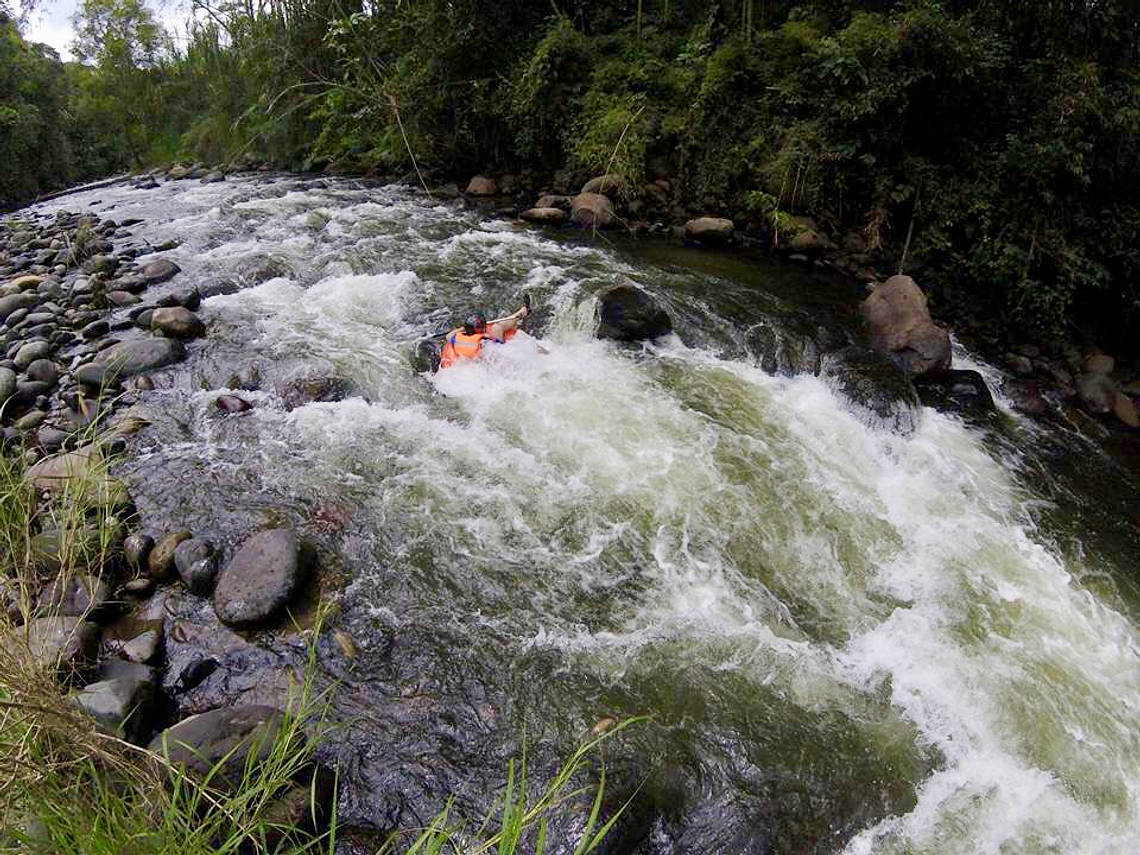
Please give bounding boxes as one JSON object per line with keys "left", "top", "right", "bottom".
{"left": 213, "top": 529, "right": 313, "bottom": 627}
{"left": 581, "top": 174, "right": 630, "bottom": 197}
{"left": 913, "top": 369, "right": 996, "bottom": 420}
{"left": 859, "top": 275, "right": 952, "bottom": 377}
{"left": 820, "top": 346, "right": 922, "bottom": 435}
{"left": 569, "top": 192, "right": 613, "bottom": 229}
{"left": 86, "top": 338, "right": 186, "bottom": 382}
{"left": 519, "top": 207, "right": 567, "bottom": 226}
{"left": 595, "top": 285, "right": 673, "bottom": 343}
{"left": 148, "top": 705, "right": 285, "bottom": 790}
{"left": 4, "top": 616, "right": 100, "bottom": 683}
{"left": 684, "top": 217, "right": 735, "bottom": 245}
{"left": 465, "top": 176, "right": 497, "bottom": 196}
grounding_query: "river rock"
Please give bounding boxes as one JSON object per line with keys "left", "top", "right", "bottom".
{"left": 201, "top": 171, "right": 225, "bottom": 184}
{"left": 71, "top": 661, "right": 156, "bottom": 742}
{"left": 151, "top": 307, "right": 206, "bottom": 339}
{"left": 535, "top": 194, "right": 572, "bottom": 211}
{"left": 0, "top": 367, "right": 15, "bottom": 403}
{"left": 859, "top": 275, "right": 951, "bottom": 377}
{"left": 595, "top": 285, "right": 673, "bottom": 342}
{"left": 8, "top": 274, "right": 44, "bottom": 291}
{"left": 520, "top": 207, "right": 567, "bottom": 225}
{"left": 1077, "top": 372, "right": 1116, "bottom": 414}
{"left": 174, "top": 538, "right": 217, "bottom": 595}
{"left": 38, "top": 573, "right": 113, "bottom": 618}
{"left": 216, "top": 394, "right": 252, "bottom": 413}
{"left": 14, "top": 410, "right": 45, "bottom": 431}
{"left": 168, "top": 165, "right": 191, "bottom": 180}
{"left": 6, "top": 616, "right": 99, "bottom": 683}
{"left": 91, "top": 338, "right": 186, "bottom": 380}
{"left": 465, "top": 176, "right": 497, "bottom": 196}
{"left": 213, "top": 529, "right": 313, "bottom": 627}
{"left": 1006, "top": 380, "right": 1049, "bottom": 416}
{"left": 25, "top": 446, "right": 130, "bottom": 507}
{"left": 0, "top": 292, "right": 40, "bottom": 322}
{"left": 821, "top": 346, "right": 921, "bottom": 434}
{"left": 141, "top": 259, "right": 180, "bottom": 285}
{"left": 569, "top": 192, "right": 613, "bottom": 229}
{"left": 684, "top": 217, "right": 735, "bottom": 244}
{"left": 14, "top": 340, "right": 52, "bottom": 369}
{"left": 80, "top": 319, "right": 109, "bottom": 340}
{"left": 581, "top": 174, "right": 629, "bottom": 197}
{"left": 108, "top": 290, "right": 140, "bottom": 307}
{"left": 786, "top": 216, "right": 835, "bottom": 253}
{"left": 1114, "top": 392, "right": 1139, "bottom": 428}
{"left": 25, "top": 358, "right": 58, "bottom": 386}
{"left": 148, "top": 704, "right": 286, "bottom": 790}
{"left": 103, "top": 611, "right": 164, "bottom": 664}
{"left": 279, "top": 376, "right": 353, "bottom": 410}
{"left": 83, "top": 254, "right": 118, "bottom": 276}
{"left": 149, "top": 532, "right": 193, "bottom": 582}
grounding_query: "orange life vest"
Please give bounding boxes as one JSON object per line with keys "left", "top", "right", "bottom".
{"left": 439, "top": 325, "right": 521, "bottom": 369}
{"left": 440, "top": 328, "right": 487, "bottom": 368}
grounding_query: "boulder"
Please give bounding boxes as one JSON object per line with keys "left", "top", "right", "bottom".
{"left": 278, "top": 376, "right": 353, "bottom": 411}
{"left": 595, "top": 285, "right": 673, "bottom": 343}
{"left": 216, "top": 394, "right": 252, "bottom": 413}
{"left": 581, "top": 174, "right": 629, "bottom": 197}
{"left": 535, "top": 194, "right": 572, "bottom": 211}
{"left": 148, "top": 705, "right": 285, "bottom": 791}
{"left": 89, "top": 338, "right": 186, "bottom": 381}
{"left": 569, "top": 192, "right": 613, "bottom": 229}
{"left": 200, "top": 171, "right": 225, "bottom": 184}
{"left": 1006, "top": 381, "right": 1049, "bottom": 416}
{"left": 684, "top": 217, "right": 735, "bottom": 245}
{"left": 1077, "top": 372, "right": 1116, "bottom": 414}
{"left": 465, "top": 176, "right": 497, "bottom": 196}
{"left": 519, "top": 207, "right": 567, "bottom": 226}
{"left": 149, "top": 532, "right": 192, "bottom": 582}
{"left": 108, "top": 290, "right": 141, "bottom": 307}
{"left": 140, "top": 259, "right": 180, "bottom": 285}
{"left": 4, "top": 616, "right": 99, "bottom": 682}
{"left": 14, "top": 340, "right": 52, "bottom": 369}
{"left": 213, "top": 529, "right": 313, "bottom": 627}
{"left": 1114, "top": 391, "right": 1139, "bottom": 428}
{"left": 151, "top": 307, "right": 206, "bottom": 339}
{"left": 820, "top": 346, "right": 922, "bottom": 435}
{"left": 859, "top": 275, "right": 952, "bottom": 376}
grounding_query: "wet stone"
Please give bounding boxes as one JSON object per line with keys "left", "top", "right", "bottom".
{"left": 213, "top": 529, "right": 313, "bottom": 627}
{"left": 149, "top": 532, "right": 192, "bottom": 582}
{"left": 123, "top": 533, "right": 155, "bottom": 572}
{"left": 140, "top": 259, "right": 180, "bottom": 285}
{"left": 25, "top": 358, "right": 58, "bottom": 385}
{"left": 174, "top": 538, "right": 217, "bottom": 595}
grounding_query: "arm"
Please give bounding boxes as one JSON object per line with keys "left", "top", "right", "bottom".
{"left": 486, "top": 305, "right": 529, "bottom": 340}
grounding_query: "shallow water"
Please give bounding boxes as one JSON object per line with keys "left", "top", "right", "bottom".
{"left": 25, "top": 176, "right": 1140, "bottom": 853}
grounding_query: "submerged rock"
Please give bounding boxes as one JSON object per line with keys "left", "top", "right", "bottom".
{"left": 913, "top": 369, "right": 996, "bottom": 419}
{"left": 213, "top": 529, "right": 313, "bottom": 627}
{"left": 278, "top": 376, "right": 353, "bottom": 410}
{"left": 820, "top": 346, "right": 921, "bottom": 434}
{"left": 595, "top": 285, "right": 673, "bottom": 343}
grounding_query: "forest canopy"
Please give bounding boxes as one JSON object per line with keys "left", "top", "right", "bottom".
{"left": 2, "top": 0, "right": 1139, "bottom": 339}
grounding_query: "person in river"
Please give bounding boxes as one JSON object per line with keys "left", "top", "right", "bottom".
{"left": 439, "top": 304, "right": 532, "bottom": 369}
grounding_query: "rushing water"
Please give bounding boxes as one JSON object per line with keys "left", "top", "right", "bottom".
{"left": 26, "top": 176, "right": 1140, "bottom": 853}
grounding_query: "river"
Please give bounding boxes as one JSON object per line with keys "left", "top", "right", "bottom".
{"left": 25, "top": 175, "right": 1140, "bottom": 854}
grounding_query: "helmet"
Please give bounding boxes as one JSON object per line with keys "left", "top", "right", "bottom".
{"left": 463, "top": 312, "right": 487, "bottom": 334}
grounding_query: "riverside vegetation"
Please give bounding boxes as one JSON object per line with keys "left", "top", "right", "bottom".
{"left": 2, "top": 0, "right": 1139, "bottom": 346}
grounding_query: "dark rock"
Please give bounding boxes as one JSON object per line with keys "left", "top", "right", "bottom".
{"left": 82, "top": 254, "right": 118, "bottom": 275}
{"left": 200, "top": 171, "right": 225, "bottom": 184}
{"left": 107, "top": 290, "right": 141, "bottom": 307}
{"left": 148, "top": 705, "right": 286, "bottom": 791}
{"left": 25, "top": 358, "right": 58, "bottom": 385}
{"left": 14, "top": 410, "right": 46, "bottom": 431}
{"left": 595, "top": 285, "right": 673, "bottom": 342}
{"left": 914, "top": 370, "right": 996, "bottom": 418}
{"left": 216, "top": 394, "right": 252, "bottom": 413}
{"left": 37, "top": 427, "right": 70, "bottom": 453}
{"left": 279, "top": 377, "right": 354, "bottom": 411}
{"left": 140, "top": 258, "right": 181, "bottom": 285}
{"left": 745, "top": 321, "right": 826, "bottom": 377}
{"left": 80, "top": 319, "right": 109, "bottom": 340}
{"left": 820, "top": 346, "right": 921, "bottom": 435}
{"left": 213, "top": 529, "right": 313, "bottom": 627}
{"left": 1007, "top": 380, "right": 1049, "bottom": 416}
{"left": 859, "top": 275, "right": 952, "bottom": 376}
{"left": 0, "top": 292, "right": 41, "bottom": 322}
{"left": 134, "top": 308, "right": 154, "bottom": 329}
{"left": 0, "top": 367, "right": 15, "bottom": 403}
{"left": 174, "top": 539, "right": 217, "bottom": 595}
{"left": 14, "top": 340, "right": 52, "bottom": 369}
{"left": 1006, "top": 354, "right": 1034, "bottom": 376}
{"left": 149, "top": 532, "right": 193, "bottom": 582}
{"left": 151, "top": 307, "right": 206, "bottom": 339}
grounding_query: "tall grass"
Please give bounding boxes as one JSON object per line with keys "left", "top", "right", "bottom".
{"left": 0, "top": 438, "right": 637, "bottom": 854}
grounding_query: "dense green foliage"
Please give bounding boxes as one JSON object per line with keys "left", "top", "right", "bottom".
{"left": 2, "top": 1, "right": 1139, "bottom": 338}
